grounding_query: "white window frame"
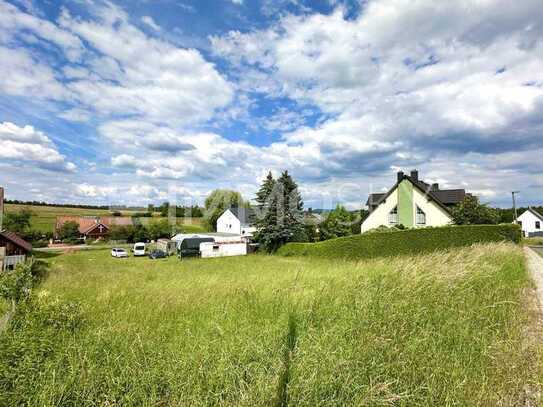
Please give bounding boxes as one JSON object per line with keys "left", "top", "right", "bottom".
{"left": 388, "top": 206, "right": 398, "bottom": 225}
{"left": 416, "top": 205, "right": 426, "bottom": 225}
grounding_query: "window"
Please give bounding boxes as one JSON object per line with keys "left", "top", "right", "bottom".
{"left": 388, "top": 206, "right": 398, "bottom": 225}
{"left": 536, "top": 221, "right": 541, "bottom": 230}
{"left": 416, "top": 206, "right": 426, "bottom": 225}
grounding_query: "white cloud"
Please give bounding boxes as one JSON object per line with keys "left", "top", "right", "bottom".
{"left": 0, "top": 121, "right": 76, "bottom": 172}
{"left": 0, "top": 1, "right": 83, "bottom": 61}
{"left": 75, "top": 183, "right": 116, "bottom": 197}
{"left": 141, "top": 15, "right": 161, "bottom": 31}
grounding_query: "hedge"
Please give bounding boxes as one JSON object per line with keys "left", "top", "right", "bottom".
{"left": 276, "top": 224, "right": 521, "bottom": 261}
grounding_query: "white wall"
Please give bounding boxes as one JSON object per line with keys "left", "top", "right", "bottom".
{"left": 412, "top": 187, "right": 452, "bottom": 228}
{"left": 200, "top": 242, "right": 247, "bottom": 258}
{"left": 361, "top": 190, "right": 399, "bottom": 233}
{"left": 361, "top": 185, "right": 452, "bottom": 233}
{"left": 217, "top": 210, "right": 241, "bottom": 234}
{"left": 517, "top": 210, "right": 543, "bottom": 236}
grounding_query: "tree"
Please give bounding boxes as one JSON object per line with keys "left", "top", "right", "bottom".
{"left": 251, "top": 171, "right": 276, "bottom": 229}
{"left": 204, "top": 189, "right": 246, "bottom": 231}
{"left": 148, "top": 220, "right": 171, "bottom": 241}
{"left": 451, "top": 195, "right": 500, "bottom": 225}
{"left": 254, "top": 170, "right": 306, "bottom": 252}
{"left": 159, "top": 202, "right": 170, "bottom": 217}
{"left": 3, "top": 208, "right": 33, "bottom": 234}
{"left": 58, "top": 221, "right": 80, "bottom": 242}
{"left": 319, "top": 205, "right": 353, "bottom": 241}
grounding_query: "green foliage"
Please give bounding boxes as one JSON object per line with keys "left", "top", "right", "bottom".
{"left": 277, "top": 224, "right": 521, "bottom": 260}
{"left": 147, "top": 220, "right": 173, "bottom": 241}
{"left": 254, "top": 171, "right": 306, "bottom": 252}
{"left": 204, "top": 189, "right": 246, "bottom": 231}
{"left": 0, "top": 260, "right": 47, "bottom": 304}
{"left": 3, "top": 208, "right": 33, "bottom": 234}
{"left": 319, "top": 205, "right": 353, "bottom": 241}
{"left": 58, "top": 221, "right": 80, "bottom": 242}
{"left": 452, "top": 195, "right": 500, "bottom": 225}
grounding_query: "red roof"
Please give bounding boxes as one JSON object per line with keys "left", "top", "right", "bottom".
{"left": 56, "top": 216, "right": 133, "bottom": 235}
{"left": 0, "top": 231, "right": 32, "bottom": 252}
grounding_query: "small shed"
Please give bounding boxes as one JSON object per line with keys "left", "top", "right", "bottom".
{"left": 0, "top": 231, "right": 32, "bottom": 270}
{"left": 156, "top": 239, "right": 177, "bottom": 256}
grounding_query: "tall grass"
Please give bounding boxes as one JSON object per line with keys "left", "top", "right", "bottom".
{"left": 0, "top": 243, "right": 541, "bottom": 405}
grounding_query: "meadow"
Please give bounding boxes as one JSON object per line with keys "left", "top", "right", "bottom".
{"left": 0, "top": 243, "right": 541, "bottom": 405}
{"left": 4, "top": 204, "right": 207, "bottom": 234}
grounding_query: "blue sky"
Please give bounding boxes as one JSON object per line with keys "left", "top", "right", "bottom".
{"left": 0, "top": 0, "right": 542, "bottom": 209}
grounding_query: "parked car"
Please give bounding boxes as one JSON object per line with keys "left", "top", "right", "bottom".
{"left": 111, "top": 248, "right": 128, "bottom": 258}
{"left": 132, "top": 242, "right": 146, "bottom": 257}
{"left": 148, "top": 250, "right": 167, "bottom": 260}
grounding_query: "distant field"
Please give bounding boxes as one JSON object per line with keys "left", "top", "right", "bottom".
{"left": 4, "top": 204, "right": 207, "bottom": 234}
{"left": 0, "top": 243, "right": 540, "bottom": 405}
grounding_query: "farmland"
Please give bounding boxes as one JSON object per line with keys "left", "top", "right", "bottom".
{"left": 1, "top": 242, "right": 541, "bottom": 405}
{"left": 4, "top": 204, "right": 207, "bottom": 234}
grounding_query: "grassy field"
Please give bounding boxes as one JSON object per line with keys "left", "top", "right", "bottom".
{"left": 4, "top": 204, "right": 207, "bottom": 234}
{"left": 0, "top": 243, "right": 541, "bottom": 405}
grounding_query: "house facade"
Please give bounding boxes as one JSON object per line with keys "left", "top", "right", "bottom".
{"left": 55, "top": 216, "right": 133, "bottom": 240}
{"left": 361, "top": 170, "right": 467, "bottom": 233}
{"left": 516, "top": 208, "right": 543, "bottom": 237}
{"left": 216, "top": 208, "right": 257, "bottom": 237}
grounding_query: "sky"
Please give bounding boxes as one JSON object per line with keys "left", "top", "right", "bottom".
{"left": 0, "top": 0, "right": 542, "bottom": 209}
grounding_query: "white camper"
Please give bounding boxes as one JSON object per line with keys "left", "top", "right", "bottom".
{"left": 199, "top": 241, "right": 247, "bottom": 258}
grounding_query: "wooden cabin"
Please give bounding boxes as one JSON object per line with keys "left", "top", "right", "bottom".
{"left": 0, "top": 231, "right": 32, "bottom": 270}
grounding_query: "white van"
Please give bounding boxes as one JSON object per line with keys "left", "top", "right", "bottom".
{"left": 132, "top": 242, "right": 146, "bottom": 257}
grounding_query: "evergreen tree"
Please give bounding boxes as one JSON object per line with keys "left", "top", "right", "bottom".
{"left": 255, "top": 170, "right": 306, "bottom": 252}
{"left": 251, "top": 171, "right": 276, "bottom": 229}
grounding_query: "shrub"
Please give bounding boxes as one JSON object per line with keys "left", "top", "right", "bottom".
{"left": 277, "top": 224, "right": 521, "bottom": 260}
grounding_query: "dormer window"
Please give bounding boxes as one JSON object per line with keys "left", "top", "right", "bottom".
{"left": 416, "top": 206, "right": 426, "bottom": 225}
{"left": 388, "top": 206, "right": 398, "bottom": 225}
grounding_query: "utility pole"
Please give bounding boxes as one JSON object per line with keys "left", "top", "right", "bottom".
{"left": 512, "top": 191, "right": 520, "bottom": 223}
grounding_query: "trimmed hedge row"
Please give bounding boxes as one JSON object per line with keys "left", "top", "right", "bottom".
{"left": 276, "top": 224, "right": 521, "bottom": 260}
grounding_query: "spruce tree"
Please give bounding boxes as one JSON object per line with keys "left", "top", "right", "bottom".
{"left": 254, "top": 170, "right": 306, "bottom": 252}
{"left": 251, "top": 171, "right": 276, "bottom": 229}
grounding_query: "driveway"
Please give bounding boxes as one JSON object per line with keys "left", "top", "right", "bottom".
{"left": 525, "top": 246, "right": 543, "bottom": 307}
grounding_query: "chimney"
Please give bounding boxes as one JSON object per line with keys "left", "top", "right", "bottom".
{"left": 397, "top": 171, "right": 404, "bottom": 182}
{"left": 0, "top": 187, "right": 3, "bottom": 231}
{"left": 410, "top": 170, "right": 419, "bottom": 182}
{"left": 431, "top": 183, "right": 439, "bottom": 191}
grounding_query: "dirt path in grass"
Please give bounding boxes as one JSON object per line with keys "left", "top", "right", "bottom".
{"left": 525, "top": 247, "right": 543, "bottom": 309}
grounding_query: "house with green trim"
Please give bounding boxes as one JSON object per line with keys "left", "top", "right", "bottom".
{"left": 361, "top": 170, "right": 467, "bottom": 233}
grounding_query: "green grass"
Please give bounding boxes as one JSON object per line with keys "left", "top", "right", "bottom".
{"left": 4, "top": 203, "right": 208, "bottom": 234}
{"left": 0, "top": 243, "right": 541, "bottom": 405}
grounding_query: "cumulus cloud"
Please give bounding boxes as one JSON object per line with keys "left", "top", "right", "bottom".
{"left": 0, "top": 121, "right": 76, "bottom": 172}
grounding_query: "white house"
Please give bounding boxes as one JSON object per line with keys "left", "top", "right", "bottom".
{"left": 516, "top": 208, "right": 543, "bottom": 237}
{"left": 361, "top": 170, "right": 468, "bottom": 233}
{"left": 216, "top": 207, "right": 257, "bottom": 237}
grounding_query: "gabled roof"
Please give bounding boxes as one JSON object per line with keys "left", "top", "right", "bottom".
{"left": 56, "top": 216, "right": 133, "bottom": 234}
{"left": 228, "top": 207, "right": 256, "bottom": 225}
{"left": 0, "top": 231, "right": 32, "bottom": 252}
{"left": 525, "top": 207, "right": 543, "bottom": 221}
{"left": 367, "top": 173, "right": 465, "bottom": 214}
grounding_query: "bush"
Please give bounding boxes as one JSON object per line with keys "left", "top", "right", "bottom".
{"left": 277, "top": 224, "right": 521, "bottom": 260}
